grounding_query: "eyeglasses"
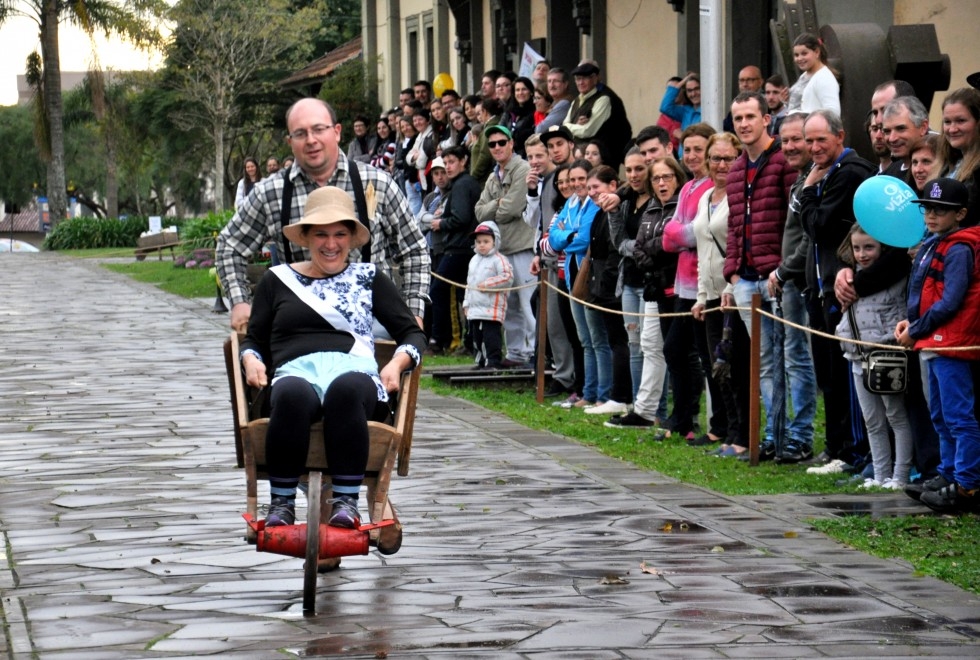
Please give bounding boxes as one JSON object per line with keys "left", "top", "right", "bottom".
{"left": 709, "top": 155, "right": 737, "bottom": 164}
{"left": 651, "top": 174, "right": 675, "bottom": 183}
{"left": 738, "top": 77, "right": 761, "bottom": 84}
{"left": 495, "top": 82, "right": 511, "bottom": 89}
{"left": 288, "top": 124, "right": 334, "bottom": 141}
{"left": 685, "top": 86, "right": 701, "bottom": 93}
{"left": 488, "top": 139, "right": 509, "bottom": 148}
{"left": 919, "top": 205, "right": 955, "bottom": 216}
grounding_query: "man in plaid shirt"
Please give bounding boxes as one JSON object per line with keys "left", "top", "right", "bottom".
{"left": 217, "top": 98, "right": 430, "bottom": 332}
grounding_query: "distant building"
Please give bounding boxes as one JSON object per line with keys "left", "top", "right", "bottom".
{"left": 16, "top": 70, "right": 132, "bottom": 105}
{"left": 362, "top": 0, "right": 974, "bottom": 150}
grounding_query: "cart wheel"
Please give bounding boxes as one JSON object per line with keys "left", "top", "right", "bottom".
{"left": 303, "top": 471, "right": 322, "bottom": 612}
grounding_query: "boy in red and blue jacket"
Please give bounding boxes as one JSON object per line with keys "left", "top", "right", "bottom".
{"left": 896, "top": 178, "right": 980, "bottom": 513}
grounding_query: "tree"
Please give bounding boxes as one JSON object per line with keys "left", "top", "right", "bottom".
{"left": 0, "top": 105, "right": 46, "bottom": 207}
{"left": 0, "top": 0, "right": 165, "bottom": 226}
{"left": 165, "top": 0, "right": 320, "bottom": 212}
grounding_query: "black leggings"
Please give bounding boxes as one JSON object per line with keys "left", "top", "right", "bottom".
{"left": 265, "top": 372, "right": 390, "bottom": 481}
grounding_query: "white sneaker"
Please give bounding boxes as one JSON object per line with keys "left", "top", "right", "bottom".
{"left": 806, "top": 458, "right": 849, "bottom": 475}
{"left": 859, "top": 478, "right": 882, "bottom": 489}
{"left": 584, "top": 400, "right": 629, "bottom": 415}
{"left": 881, "top": 478, "right": 904, "bottom": 490}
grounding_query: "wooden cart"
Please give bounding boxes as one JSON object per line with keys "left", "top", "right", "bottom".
{"left": 223, "top": 332, "right": 420, "bottom": 610}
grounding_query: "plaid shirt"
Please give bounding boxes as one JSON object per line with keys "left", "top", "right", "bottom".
{"left": 216, "top": 153, "right": 430, "bottom": 317}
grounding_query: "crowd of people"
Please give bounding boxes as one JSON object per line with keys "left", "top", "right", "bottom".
{"left": 218, "top": 32, "right": 980, "bottom": 527}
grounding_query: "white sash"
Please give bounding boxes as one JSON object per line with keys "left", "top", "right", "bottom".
{"left": 270, "top": 264, "right": 374, "bottom": 358}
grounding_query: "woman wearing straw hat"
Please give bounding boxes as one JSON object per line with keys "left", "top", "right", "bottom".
{"left": 239, "top": 186, "right": 426, "bottom": 529}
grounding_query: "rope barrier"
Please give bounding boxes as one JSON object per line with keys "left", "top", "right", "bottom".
{"left": 111, "top": 246, "right": 980, "bottom": 354}
{"left": 432, "top": 268, "right": 980, "bottom": 353}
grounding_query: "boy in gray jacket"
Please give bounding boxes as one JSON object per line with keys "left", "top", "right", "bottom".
{"left": 463, "top": 221, "right": 513, "bottom": 368}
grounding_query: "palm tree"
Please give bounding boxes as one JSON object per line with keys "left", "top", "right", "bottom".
{"left": 0, "top": 0, "right": 163, "bottom": 225}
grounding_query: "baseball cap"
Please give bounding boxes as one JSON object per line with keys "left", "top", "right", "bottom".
{"left": 472, "top": 223, "right": 495, "bottom": 237}
{"left": 430, "top": 156, "right": 446, "bottom": 170}
{"left": 483, "top": 124, "right": 512, "bottom": 140}
{"left": 910, "top": 178, "right": 969, "bottom": 209}
{"left": 540, "top": 124, "right": 573, "bottom": 145}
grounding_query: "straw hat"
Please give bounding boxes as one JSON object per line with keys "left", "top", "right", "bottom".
{"left": 282, "top": 186, "right": 370, "bottom": 249}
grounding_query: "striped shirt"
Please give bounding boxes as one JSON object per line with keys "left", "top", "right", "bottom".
{"left": 216, "top": 153, "right": 430, "bottom": 317}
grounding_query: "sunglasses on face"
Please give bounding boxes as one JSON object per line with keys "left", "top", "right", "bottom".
{"left": 488, "top": 139, "right": 509, "bottom": 148}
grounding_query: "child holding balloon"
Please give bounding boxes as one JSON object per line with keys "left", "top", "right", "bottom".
{"left": 896, "top": 177, "right": 980, "bottom": 513}
{"left": 835, "top": 225, "right": 912, "bottom": 489}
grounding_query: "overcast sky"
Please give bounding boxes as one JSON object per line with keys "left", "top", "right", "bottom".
{"left": 0, "top": 15, "right": 163, "bottom": 106}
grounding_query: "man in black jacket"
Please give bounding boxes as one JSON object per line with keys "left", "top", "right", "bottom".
{"left": 798, "top": 110, "right": 876, "bottom": 474}
{"left": 429, "top": 146, "right": 482, "bottom": 353}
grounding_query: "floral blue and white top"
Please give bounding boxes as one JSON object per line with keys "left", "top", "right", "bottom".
{"left": 241, "top": 262, "right": 425, "bottom": 401}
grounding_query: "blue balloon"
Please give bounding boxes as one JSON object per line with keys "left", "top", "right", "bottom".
{"left": 852, "top": 176, "right": 924, "bottom": 248}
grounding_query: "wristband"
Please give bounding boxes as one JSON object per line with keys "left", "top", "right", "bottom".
{"left": 240, "top": 349, "right": 263, "bottom": 364}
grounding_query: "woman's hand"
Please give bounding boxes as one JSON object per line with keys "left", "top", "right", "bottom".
{"left": 379, "top": 353, "right": 414, "bottom": 393}
{"left": 691, "top": 302, "right": 705, "bottom": 321}
{"left": 243, "top": 354, "right": 268, "bottom": 388}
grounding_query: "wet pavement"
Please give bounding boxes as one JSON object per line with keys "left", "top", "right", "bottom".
{"left": 0, "top": 252, "right": 978, "bottom": 658}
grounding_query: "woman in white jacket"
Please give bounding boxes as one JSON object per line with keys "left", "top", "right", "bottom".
{"left": 787, "top": 33, "right": 840, "bottom": 115}
{"left": 691, "top": 133, "right": 749, "bottom": 457}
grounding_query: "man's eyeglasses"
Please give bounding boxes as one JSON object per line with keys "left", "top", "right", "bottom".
{"left": 488, "top": 139, "right": 509, "bottom": 148}
{"left": 709, "top": 155, "right": 737, "bottom": 164}
{"left": 288, "top": 124, "right": 334, "bottom": 141}
{"left": 651, "top": 174, "right": 675, "bottom": 183}
{"left": 919, "top": 205, "right": 956, "bottom": 216}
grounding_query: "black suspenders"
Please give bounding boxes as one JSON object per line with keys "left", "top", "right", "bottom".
{"left": 277, "top": 165, "right": 372, "bottom": 264}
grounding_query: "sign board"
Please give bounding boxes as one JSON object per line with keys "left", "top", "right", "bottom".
{"left": 519, "top": 43, "right": 545, "bottom": 79}
{"left": 148, "top": 216, "right": 162, "bottom": 234}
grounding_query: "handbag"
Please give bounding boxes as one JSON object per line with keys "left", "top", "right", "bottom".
{"left": 571, "top": 249, "right": 591, "bottom": 300}
{"left": 847, "top": 308, "right": 908, "bottom": 395}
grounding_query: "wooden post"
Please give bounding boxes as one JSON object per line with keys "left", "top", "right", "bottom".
{"left": 749, "top": 292, "right": 762, "bottom": 466}
{"left": 535, "top": 271, "right": 548, "bottom": 403}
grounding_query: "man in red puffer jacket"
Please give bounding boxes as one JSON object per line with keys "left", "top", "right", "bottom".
{"left": 723, "top": 91, "right": 801, "bottom": 461}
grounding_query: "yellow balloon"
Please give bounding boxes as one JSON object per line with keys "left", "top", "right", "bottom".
{"left": 432, "top": 72, "right": 455, "bottom": 98}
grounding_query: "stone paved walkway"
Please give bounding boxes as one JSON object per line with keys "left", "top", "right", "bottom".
{"left": 0, "top": 253, "right": 978, "bottom": 658}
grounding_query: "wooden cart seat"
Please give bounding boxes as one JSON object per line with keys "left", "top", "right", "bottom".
{"left": 224, "top": 332, "right": 420, "bottom": 549}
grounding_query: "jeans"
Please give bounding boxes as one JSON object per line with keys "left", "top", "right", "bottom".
{"left": 600, "top": 300, "right": 633, "bottom": 404}
{"left": 544, "top": 266, "right": 576, "bottom": 389}
{"left": 633, "top": 301, "right": 667, "bottom": 421}
{"left": 621, "top": 285, "right": 645, "bottom": 400}
{"left": 852, "top": 367, "right": 913, "bottom": 484}
{"left": 733, "top": 279, "right": 776, "bottom": 438}
{"left": 503, "top": 249, "right": 537, "bottom": 363}
{"left": 404, "top": 180, "right": 422, "bottom": 216}
{"left": 780, "top": 281, "right": 817, "bottom": 445}
{"left": 584, "top": 305, "right": 612, "bottom": 402}
{"left": 928, "top": 356, "right": 980, "bottom": 490}
{"left": 556, "top": 277, "right": 585, "bottom": 395}
{"left": 570, "top": 300, "right": 598, "bottom": 402}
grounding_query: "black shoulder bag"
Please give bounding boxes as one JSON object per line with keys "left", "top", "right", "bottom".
{"left": 846, "top": 307, "right": 908, "bottom": 395}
